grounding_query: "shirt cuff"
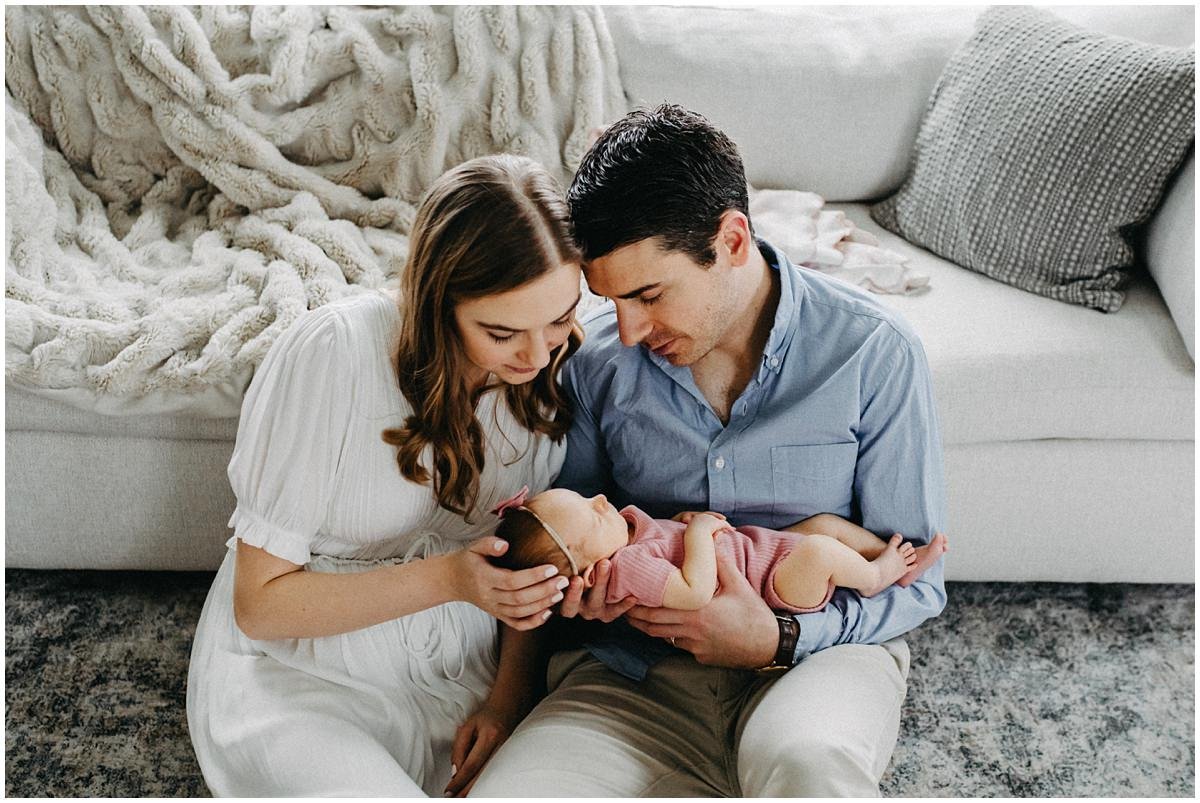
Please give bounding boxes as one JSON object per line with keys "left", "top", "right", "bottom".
{"left": 791, "top": 607, "right": 839, "bottom": 663}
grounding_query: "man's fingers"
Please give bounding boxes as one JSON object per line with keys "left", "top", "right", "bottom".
{"left": 558, "top": 576, "right": 586, "bottom": 618}
{"left": 625, "top": 604, "right": 686, "bottom": 625}
{"left": 714, "top": 551, "right": 748, "bottom": 588}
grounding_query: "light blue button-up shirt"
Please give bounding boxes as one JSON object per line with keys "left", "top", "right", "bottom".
{"left": 558, "top": 239, "right": 947, "bottom": 680}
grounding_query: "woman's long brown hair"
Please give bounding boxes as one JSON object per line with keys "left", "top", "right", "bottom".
{"left": 382, "top": 155, "right": 583, "bottom": 519}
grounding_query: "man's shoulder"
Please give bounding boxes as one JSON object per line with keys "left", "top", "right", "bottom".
{"left": 574, "top": 303, "right": 640, "bottom": 369}
{"left": 792, "top": 265, "right": 922, "bottom": 353}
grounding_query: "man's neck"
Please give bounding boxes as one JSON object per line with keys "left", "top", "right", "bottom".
{"left": 706, "top": 249, "right": 779, "bottom": 368}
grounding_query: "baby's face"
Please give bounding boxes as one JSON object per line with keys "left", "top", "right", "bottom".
{"left": 527, "top": 489, "right": 630, "bottom": 569}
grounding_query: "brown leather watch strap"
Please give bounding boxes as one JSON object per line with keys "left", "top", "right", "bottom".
{"left": 757, "top": 614, "right": 800, "bottom": 673}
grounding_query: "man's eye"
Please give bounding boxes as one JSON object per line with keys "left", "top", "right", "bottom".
{"left": 640, "top": 294, "right": 661, "bottom": 306}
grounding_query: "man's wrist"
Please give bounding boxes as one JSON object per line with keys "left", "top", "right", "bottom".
{"left": 757, "top": 614, "right": 800, "bottom": 672}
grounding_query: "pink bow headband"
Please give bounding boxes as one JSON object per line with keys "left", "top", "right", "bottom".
{"left": 491, "top": 485, "right": 579, "bottom": 575}
{"left": 491, "top": 486, "right": 530, "bottom": 517}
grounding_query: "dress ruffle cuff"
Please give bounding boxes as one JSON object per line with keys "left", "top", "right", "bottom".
{"left": 225, "top": 507, "right": 313, "bottom": 566}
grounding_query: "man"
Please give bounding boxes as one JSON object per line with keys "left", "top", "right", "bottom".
{"left": 472, "top": 104, "right": 946, "bottom": 796}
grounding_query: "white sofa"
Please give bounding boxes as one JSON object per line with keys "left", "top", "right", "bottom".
{"left": 6, "top": 5, "right": 1194, "bottom": 582}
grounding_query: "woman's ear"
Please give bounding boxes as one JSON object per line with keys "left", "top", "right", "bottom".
{"left": 582, "top": 563, "right": 597, "bottom": 588}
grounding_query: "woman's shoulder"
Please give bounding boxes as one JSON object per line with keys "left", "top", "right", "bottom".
{"left": 312, "top": 289, "right": 399, "bottom": 329}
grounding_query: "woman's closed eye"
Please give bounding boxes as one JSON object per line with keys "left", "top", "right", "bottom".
{"left": 487, "top": 316, "right": 573, "bottom": 343}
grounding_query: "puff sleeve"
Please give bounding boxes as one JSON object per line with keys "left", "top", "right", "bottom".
{"left": 225, "top": 304, "right": 356, "bottom": 566}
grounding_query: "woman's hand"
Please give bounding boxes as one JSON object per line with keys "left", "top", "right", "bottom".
{"left": 445, "top": 702, "right": 517, "bottom": 797}
{"left": 446, "top": 537, "right": 568, "bottom": 630}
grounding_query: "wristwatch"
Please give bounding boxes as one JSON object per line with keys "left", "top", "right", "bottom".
{"left": 756, "top": 615, "right": 800, "bottom": 673}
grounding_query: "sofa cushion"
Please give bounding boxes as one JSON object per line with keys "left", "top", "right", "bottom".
{"left": 604, "top": 5, "right": 980, "bottom": 201}
{"left": 1145, "top": 155, "right": 1195, "bottom": 359}
{"left": 603, "top": 6, "right": 1195, "bottom": 204}
{"left": 5, "top": 386, "right": 238, "bottom": 441}
{"left": 836, "top": 204, "right": 1195, "bottom": 447}
{"left": 870, "top": 6, "right": 1195, "bottom": 313}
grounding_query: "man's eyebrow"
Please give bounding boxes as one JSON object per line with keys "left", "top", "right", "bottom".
{"left": 478, "top": 293, "right": 582, "bottom": 332}
{"left": 614, "top": 283, "right": 660, "bottom": 300}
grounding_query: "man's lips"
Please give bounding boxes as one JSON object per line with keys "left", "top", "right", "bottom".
{"left": 649, "top": 338, "right": 676, "bottom": 356}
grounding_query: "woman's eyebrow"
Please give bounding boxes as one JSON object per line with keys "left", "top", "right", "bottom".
{"left": 478, "top": 293, "right": 582, "bottom": 332}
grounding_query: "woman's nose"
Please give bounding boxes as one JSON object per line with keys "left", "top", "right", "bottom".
{"left": 521, "top": 333, "right": 551, "bottom": 368}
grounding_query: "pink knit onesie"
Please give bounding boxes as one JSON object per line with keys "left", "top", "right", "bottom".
{"left": 604, "top": 506, "right": 835, "bottom": 613}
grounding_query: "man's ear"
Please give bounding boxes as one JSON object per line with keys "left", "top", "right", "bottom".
{"left": 582, "top": 563, "right": 598, "bottom": 588}
{"left": 717, "top": 210, "right": 753, "bottom": 267}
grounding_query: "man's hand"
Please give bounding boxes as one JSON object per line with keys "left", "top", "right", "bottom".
{"left": 558, "top": 558, "right": 638, "bottom": 622}
{"left": 626, "top": 552, "right": 778, "bottom": 668}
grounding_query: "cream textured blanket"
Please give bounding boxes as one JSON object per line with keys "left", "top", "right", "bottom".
{"left": 5, "top": 5, "right": 622, "bottom": 414}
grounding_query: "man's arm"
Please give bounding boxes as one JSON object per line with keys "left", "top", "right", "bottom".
{"left": 554, "top": 355, "right": 636, "bottom": 622}
{"left": 789, "top": 332, "right": 948, "bottom": 660}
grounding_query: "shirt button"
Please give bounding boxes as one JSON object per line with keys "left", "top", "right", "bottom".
{"left": 769, "top": 356, "right": 780, "bottom": 368}
{"left": 714, "top": 456, "right": 726, "bottom": 470}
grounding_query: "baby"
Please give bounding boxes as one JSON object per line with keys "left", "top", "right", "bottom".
{"left": 491, "top": 486, "right": 948, "bottom": 612}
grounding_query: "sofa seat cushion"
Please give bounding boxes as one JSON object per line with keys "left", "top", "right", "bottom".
{"left": 835, "top": 204, "right": 1195, "bottom": 447}
{"left": 6, "top": 386, "right": 238, "bottom": 441}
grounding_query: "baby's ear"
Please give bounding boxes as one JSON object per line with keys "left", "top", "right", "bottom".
{"left": 582, "top": 563, "right": 597, "bottom": 588}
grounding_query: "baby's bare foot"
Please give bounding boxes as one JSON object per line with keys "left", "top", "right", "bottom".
{"left": 865, "top": 534, "right": 911, "bottom": 596}
{"left": 898, "top": 532, "right": 949, "bottom": 587}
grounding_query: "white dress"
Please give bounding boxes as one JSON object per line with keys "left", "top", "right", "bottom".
{"left": 186, "top": 292, "right": 565, "bottom": 796}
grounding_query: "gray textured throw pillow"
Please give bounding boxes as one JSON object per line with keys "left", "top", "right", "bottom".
{"left": 871, "top": 6, "right": 1195, "bottom": 312}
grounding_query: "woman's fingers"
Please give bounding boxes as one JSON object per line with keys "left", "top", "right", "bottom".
{"left": 499, "top": 610, "right": 553, "bottom": 631}
{"left": 493, "top": 563, "right": 561, "bottom": 591}
{"left": 446, "top": 721, "right": 478, "bottom": 795}
{"left": 493, "top": 588, "right": 564, "bottom": 619}
{"left": 450, "top": 727, "right": 502, "bottom": 797}
{"left": 494, "top": 575, "right": 568, "bottom": 607}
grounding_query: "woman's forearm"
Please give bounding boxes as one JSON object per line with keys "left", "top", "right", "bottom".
{"left": 234, "top": 542, "right": 459, "bottom": 640}
{"left": 483, "top": 625, "right": 546, "bottom": 721}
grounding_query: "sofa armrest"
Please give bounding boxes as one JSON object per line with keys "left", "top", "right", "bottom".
{"left": 1145, "top": 154, "right": 1195, "bottom": 360}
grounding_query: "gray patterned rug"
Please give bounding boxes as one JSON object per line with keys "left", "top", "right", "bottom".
{"left": 4, "top": 571, "right": 1194, "bottom": 797}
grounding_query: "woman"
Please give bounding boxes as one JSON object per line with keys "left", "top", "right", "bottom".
{"left": 187, "top": 154, "right": 584, "bottom": 796}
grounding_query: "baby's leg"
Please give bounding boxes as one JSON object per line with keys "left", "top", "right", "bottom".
{"left": 897, "top": 532, "right": 949, "bottom": 587}
{"left": 786, "top": 513, "right": 890, "bottom": 560}
{"left": 772, "top": 534, "right": 916, "bottom": 608}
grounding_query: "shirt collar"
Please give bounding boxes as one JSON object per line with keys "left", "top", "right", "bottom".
{"left": 756, "top": 237, "right": 801, "bottom": 376}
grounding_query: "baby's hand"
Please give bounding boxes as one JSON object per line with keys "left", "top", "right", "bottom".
{"left": 672, "top": 510, "right": 727, "bottom": 525}
{"left": 682, "top": 512, "right": 732, "bottom": 537}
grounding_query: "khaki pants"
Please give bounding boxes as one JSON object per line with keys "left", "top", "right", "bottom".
{"left": 471, "top": 639, "right": 910, "bottom": 797}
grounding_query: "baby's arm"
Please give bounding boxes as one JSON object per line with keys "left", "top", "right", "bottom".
{"left": 661, "top": 512, "right": 726, "bottom": 610}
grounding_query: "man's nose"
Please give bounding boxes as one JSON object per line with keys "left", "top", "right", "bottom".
{"left": 616, "top": 303, "right": 651, "bottom": 347}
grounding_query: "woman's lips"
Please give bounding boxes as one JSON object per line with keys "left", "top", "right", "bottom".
{"left": 505, "top": 365, "right": 538, "bottom": 375}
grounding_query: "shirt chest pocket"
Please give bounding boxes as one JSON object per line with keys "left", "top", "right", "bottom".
{"left": 771, "top": 442, "right": 858, "bottom": 520}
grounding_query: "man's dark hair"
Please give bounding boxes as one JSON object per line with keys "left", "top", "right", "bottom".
{"left": 567, "top": 104, "right": 752, "bottom": 265}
